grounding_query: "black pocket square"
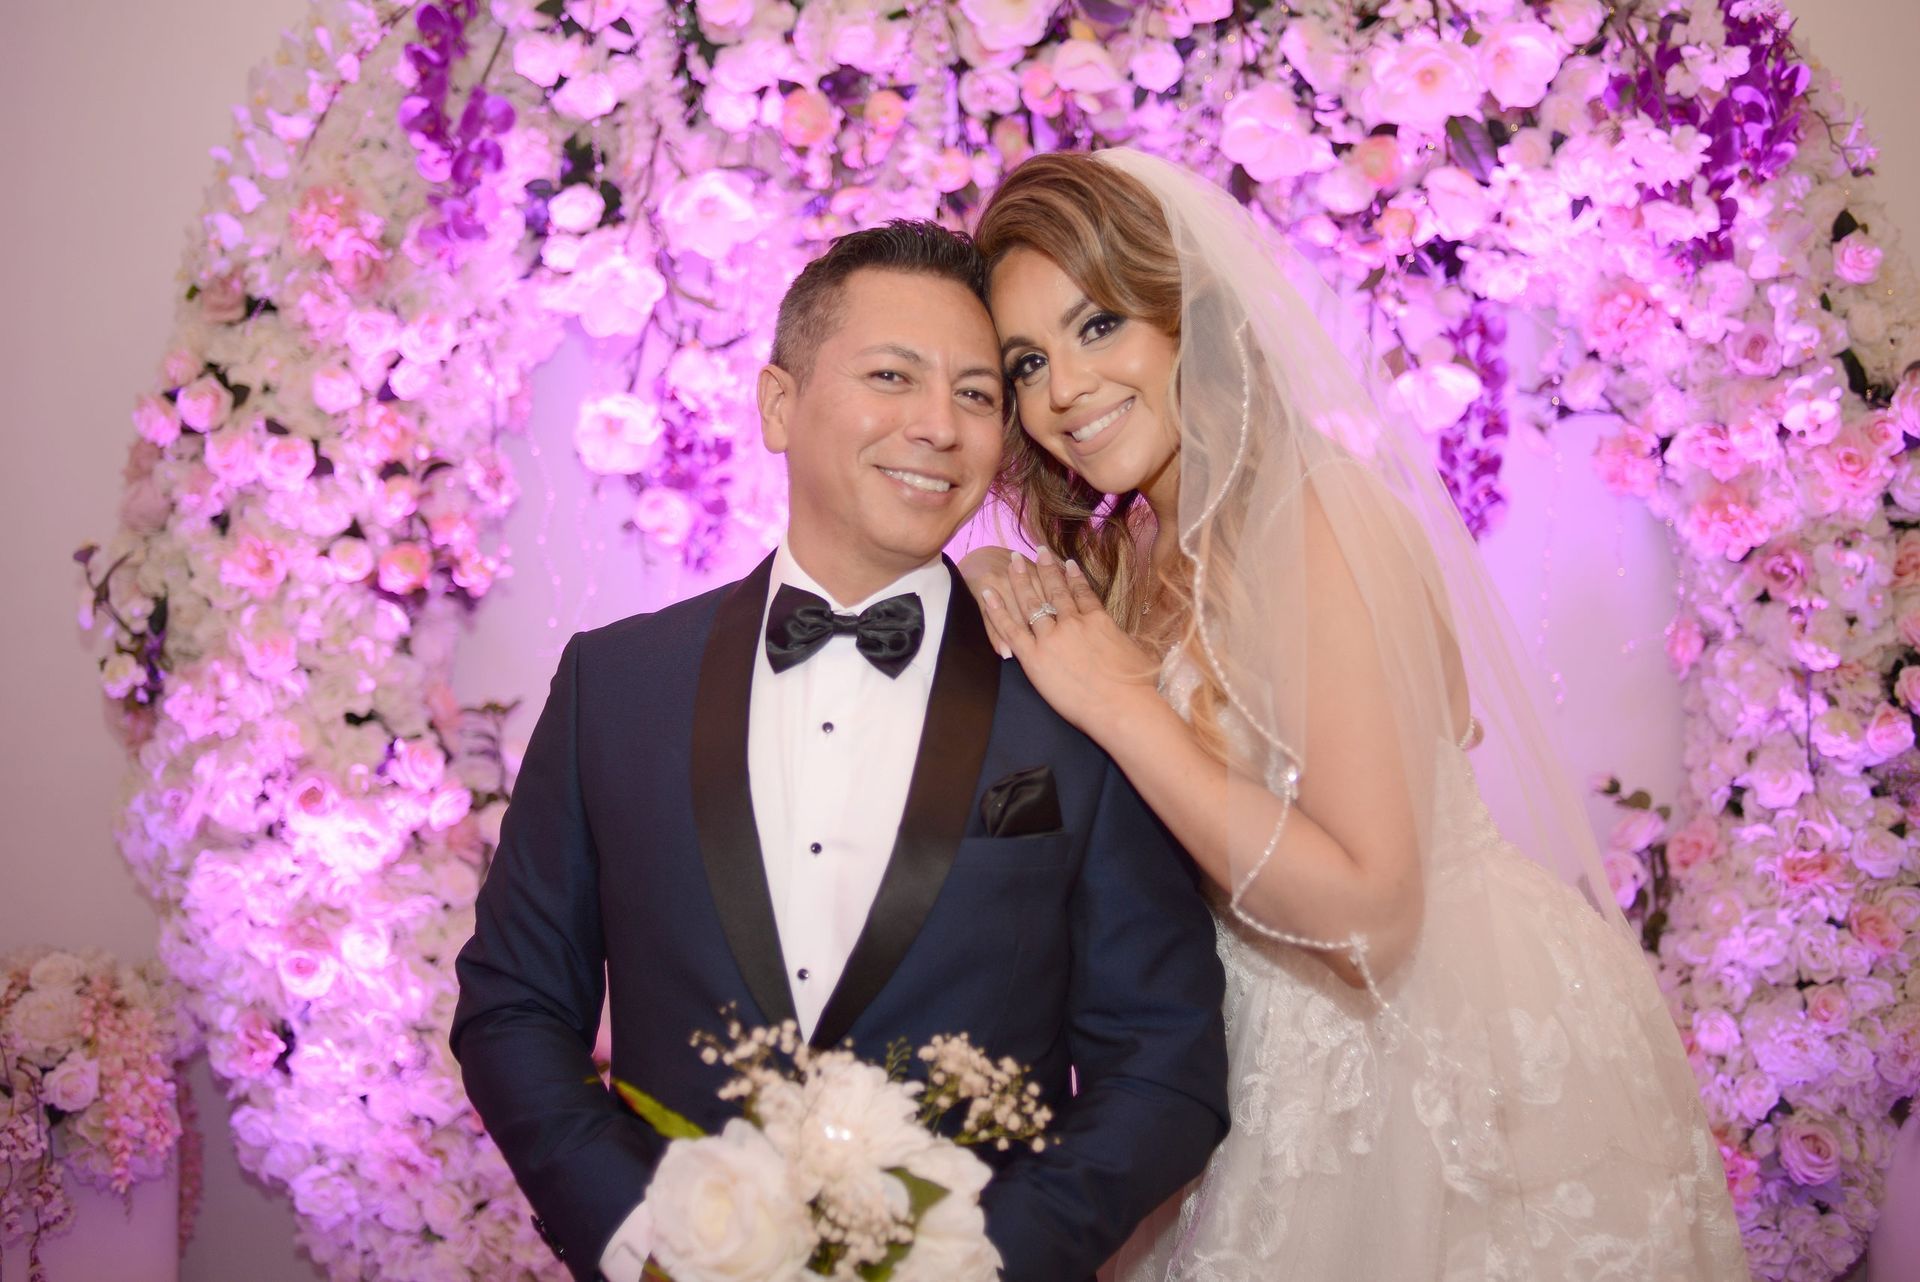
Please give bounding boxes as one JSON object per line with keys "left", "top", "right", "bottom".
{"left": 979, "top": 765, "right": 1062, "bottom": 838}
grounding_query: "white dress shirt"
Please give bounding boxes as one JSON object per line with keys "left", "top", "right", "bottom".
{"left": 600, "top": 545, "right": 949, "bottom": 1282}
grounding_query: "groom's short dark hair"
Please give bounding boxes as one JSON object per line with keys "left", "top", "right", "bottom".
{"left": 770, "top": 219, "right": 989, "bottom": 384}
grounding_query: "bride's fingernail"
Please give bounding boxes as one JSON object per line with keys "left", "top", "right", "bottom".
{"left": 1036, "top": 547, "right": 1054, "bottom": 566}
{"left": 1064, "top": 559, "right": 1082, "bottom": 576}
{"left": 982, "top": 588, "right": 999, "bottom": 606}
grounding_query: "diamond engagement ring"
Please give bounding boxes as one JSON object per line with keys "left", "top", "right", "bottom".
{"left": 1026, "top": 603, "right": 1059, "bottom": 627}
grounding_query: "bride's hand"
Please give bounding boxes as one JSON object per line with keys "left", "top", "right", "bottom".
{"left": 979, "top": 549, "right": 1161, "bottom": 737}
{"left": 957, "top": 546, "right": 1017, "bottom": 658}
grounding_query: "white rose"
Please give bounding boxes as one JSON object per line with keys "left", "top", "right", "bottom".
{"left": 893, "top": 1150, "right": 1000, "bottom": 1282}
{"left": 291, "top": 1167, "right": 361, "bottom": 1227}
{"left": 957, "top": 0, "right": 1053, "bottom": 53}
{"left": 6, "top": 987, "right": 84, "bottom": 1058}
{"left": 649, "top": 1120, "right": 815, "bottom": 1282}
{"left": 513, "top": 32, "right": 584, "bottom": 88}
{"left": 1477, "top": 20, "right": 1564, "bottom": 110}
{"left": 27, "top": 952, "right": 89, "bottom": 992}
{"left": 1128, "top": 41, "right": 1183, "bottom": 94}
{"left": 1845, "top": 299, "right": 1888, "bottom": 345}
{"left": 548, "top": 184, "right": 607, "bottom": 234}
{"left": 43, "top": 1053, "right": 101, "bottom": 1112}
{"left": 1392, "top": 362, "right": 1484, "bottom": 434}
{"left": 1365, "top": 39, "right": 1483, "bottom": 134}
{"left": 1220, "top": 84, "right": 1333, "bottom": 182}
{"left": 1423, "top": 166, "right": 1495, "bottom": 239}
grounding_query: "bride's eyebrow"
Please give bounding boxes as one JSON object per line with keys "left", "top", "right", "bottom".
{"left": 998, "top": 296, "right": 1095, "bottom": 358}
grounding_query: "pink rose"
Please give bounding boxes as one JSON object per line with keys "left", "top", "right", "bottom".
{"left": 428, "top": 782, "right": 473, "bottom": 831}
{"left": 277, "top": 945, "right": 339, "bottom": 1001}
{"left": 780, "top": 88, "right": 835, "bottom": 147}
{"left": 133, "top": 393, "right": 182, "bottom": 447}
{"left": 214, "top": 1009, "right": 287, "bottom": 1080}
{"left": 1665, "top": 814, "right": 1720, "bottom": 872}
{"left": 1664, "top": 613, "right": 1705, "bottom": 675}
{"left": 176, "top": 375, "right": 234, "bottom": 431}
{"left": 387, "top": 737, "right": 447, "bottom": 792}
{"left": 221, "top": 530, "right": 289, "bottom": 598}
{"left": 1350, "top": 136, "right": 1404, "bottom": 190}
{"left": 1052, "top": 39, "right": 1122, "bottom": 98}
{"left": 1608, "top": 808, "right": 1666, "bottom": 853}
{"left": 864, "top": 89, "right": 909, "bottom": 138}
{"left": 328, "top": 537, "right": 375, "bottom": 583}
{"left": 120, "top": 477, "right": 171, "bottom": 535}
{"left": 204, "top": 424, "right": 260, "bottom": 486}
{"left": 1724, "top": 325, "right": 1783, "bottom": 378}
{"left": 660, "top": 171, "right": 762, "bottom": 261}
{"left": 1865, "top": 703, "right": 1917, "bottom": 763}
{"left": 574, "top": 392, "right": 663, "bottom": 475}
{"left": 1220, "top": 84, "right": 1334, "bottom": 182}
{"left": 1849, "top": 902, "right": 1905, "bottom": 956}
{"left": 1804, "top": 985, "right": 1851, "bottom": 1031}
{"left": 1832, "top": 232, "right": 1883, "bottom": 285}
{"left": 1691, "top": 1009, "right": 1741, "bottom": 1057}
{"left": 197, "top": 273, "right": 249, "bottom": 324}
{"left": 928, "top": 147, "right": 973, "bottom": 194}
{"left": 1901, "top": 611, "right": 1920, "bottom": 650}
{"left": 1365, "top": 38, "right": 1483, "bottom": 134}
{"left": 1592, "top": 424, "right": 1660, "bottom": 498}
{"left": 1423, "top": 166, "right": 1495, "bottom": 239}
{"left": 1128, "top": 41, "right": 1183, "bottom": 94}
{"left": 237, "top": 627, "right": 298, "bottom": 682}
{"left": 1891, "top": 371, "right": 1920, "bottom": 440}
{"left": 634, "top": 485, "right": 695, "bottom": 548}
{"left": 1778, "top": 1117, "right": 1842, "bottom": 1186}
{"left": 1756, "top": 541, "right": 1811, "bottom": 604}
{"left": 957, "top": 0, "right": 1053, "bottom": 53}
{"left": 958, "top": 69, "right": 1020, "bottom": 118}
{"left": 1581, "top": 279, "right": 1663, "bottom": 358}
{"left": 377, "top": 543, "right": 433, "bottom": 595}
{"left": 1897, "top": 667, "right": 1920, "bottom": 714}
{"left": 1018, "top": 60, "right": 1062, "bottom": 117}
{"left": 1477, "top": 20, "right": 1563, "bottom": 110}
{"left": 1893, "top": 530, "right": 1920, "bottom": 589}
{"left": 259, "top": 434, "right": 317, "bottom": 491}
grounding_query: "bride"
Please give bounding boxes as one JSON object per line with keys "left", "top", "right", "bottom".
{"left": 961, "top": 149, "right": 1746, "bottom": 1280}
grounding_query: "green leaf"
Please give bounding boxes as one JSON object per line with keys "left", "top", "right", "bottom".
{"left": 1622, "top": 789, "right": 1652, "bottom": 810}
{"left": 613, "top": 1080, "right": 707, "bottom": 1141}
{"left": 1832, "top": 209, "right": 1861, "bottom": 242}
{"left": 1445, "top": 116, "right": 1497, "bottom": 184}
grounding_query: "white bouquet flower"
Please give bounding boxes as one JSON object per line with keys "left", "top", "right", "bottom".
{"left": 617, "top": 1021, "right": 1053, "bottom": 1282}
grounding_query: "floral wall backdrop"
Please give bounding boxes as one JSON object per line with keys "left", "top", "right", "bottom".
{"left": 71, "top": 0, "right": 1920, "bottom": 1277}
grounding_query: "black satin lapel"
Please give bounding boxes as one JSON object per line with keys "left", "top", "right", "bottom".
{"left": 691, "top": 554, "right": 798, "bottom": 1030}
{"left": 810, "top": 559, "right": 1001, "bottom": 1049}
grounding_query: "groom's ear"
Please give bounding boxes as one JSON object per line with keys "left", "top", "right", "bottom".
{"left": 758, "top": 364, "right": 795, "bottom": 456}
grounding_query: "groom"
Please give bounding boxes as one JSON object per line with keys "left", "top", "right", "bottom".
{"left": 452, "top": 221, "right": 1228, "bottom": 1282}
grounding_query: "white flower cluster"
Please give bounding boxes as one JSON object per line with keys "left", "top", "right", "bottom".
{"left": 629, "top": 1020, "right": 1049, "bottom": 1282}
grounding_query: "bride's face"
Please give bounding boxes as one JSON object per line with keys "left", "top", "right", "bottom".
{"left": 989, "top": 247, "right": 1179, "bottom": 501}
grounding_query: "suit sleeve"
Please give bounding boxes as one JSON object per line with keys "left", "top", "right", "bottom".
{"left": 978, "top": 758, "right": 1231, "bottom": 1282}
{"left": 451, "top": 634, "right": 662, "bottom": 1280}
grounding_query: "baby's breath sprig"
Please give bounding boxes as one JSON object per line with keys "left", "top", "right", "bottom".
{"left": 916, "top": 1033, "right": 1055, "bottom": 1155}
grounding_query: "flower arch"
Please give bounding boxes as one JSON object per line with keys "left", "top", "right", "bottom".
{"left": 79, "top": 0, "right": 1920, "bottom": 1276}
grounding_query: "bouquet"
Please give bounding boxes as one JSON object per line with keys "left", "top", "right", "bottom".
{"left": 0, "top": 947, "right": 198, "bottom": 1269}
{"left": 617, "top": 1020, "right": 1054, "bottom": 1282}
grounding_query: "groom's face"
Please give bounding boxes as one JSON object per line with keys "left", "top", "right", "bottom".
{"left": 759, "top": 268, "right": 1005, "bottom": 593}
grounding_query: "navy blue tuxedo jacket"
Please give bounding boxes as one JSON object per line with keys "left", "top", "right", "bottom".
{"left": 452, "top": 555, "right": 1228, "bottom": 1281}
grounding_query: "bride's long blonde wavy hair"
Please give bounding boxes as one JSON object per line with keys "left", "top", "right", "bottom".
{"left": 974, "top": 152, "right": 1242, "bottom": 756}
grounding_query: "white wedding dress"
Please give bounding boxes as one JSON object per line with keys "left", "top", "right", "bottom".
{"left": 1116, "top": 655, "right": 1748, "bottom": 1282}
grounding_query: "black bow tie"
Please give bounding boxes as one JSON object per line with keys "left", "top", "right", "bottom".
{"left": 764, "top": 583, "right": 926, "bottom": 679}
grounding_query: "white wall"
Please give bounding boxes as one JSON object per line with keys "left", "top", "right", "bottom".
{"left": 1, "top": 4, "right": 1914, "bottom": 1280}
